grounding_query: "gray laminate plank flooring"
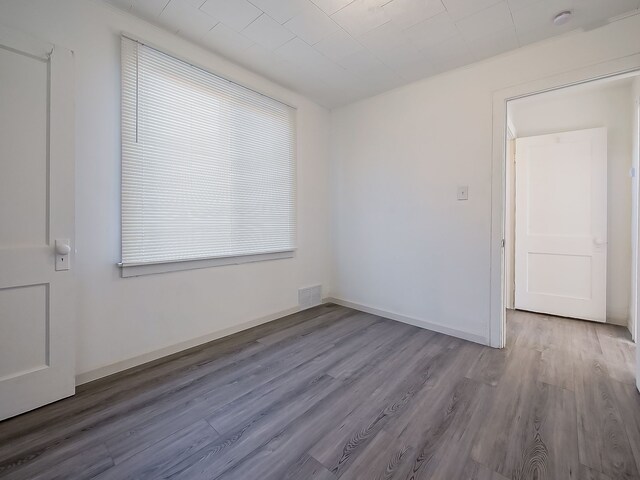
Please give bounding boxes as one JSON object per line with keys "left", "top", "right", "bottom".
{"left": 0, "top": 306, "right": 638, "bottom": 480}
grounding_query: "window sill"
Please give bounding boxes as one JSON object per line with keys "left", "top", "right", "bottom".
{"left": 118, "top": 250, "right": 295, "bottom": 278}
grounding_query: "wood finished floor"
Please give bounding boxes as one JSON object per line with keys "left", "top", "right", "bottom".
{"left": 0, "top": 304, "right": 639, "bottom": 480}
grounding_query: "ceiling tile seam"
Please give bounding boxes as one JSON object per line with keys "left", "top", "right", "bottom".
{"left": 270, "top": 15, "right": 365, "bottom": 76}
{"left": 314, "top": 16, "right": 368, "bottom": 57}
{"left": 240, "top": 11, "right": 263, "bottom": 31}
{"left": 329, "top": 17, "right": 436, "bottom": 86}
{"left": 511, "top": 8, "right": 527, "bottom": 48}
{"left": 155, "top": 0, "right": 221, "bottom": 40}
{"left": 239, "top": 0, "right": 355, "bottom": 47}
{"left": 129, "top": 0, "right": 509, "bottom": 84}
{"left": 192, "top": 0, "right": 453, "bottom": 78}
{"left": 314, "top": 1, "right": 445, "bottom": 82}
{"left": 179, "top": 21, "right": 221, "bottom": 40}
{"left": 451, "top": 15, "right": 485, "bottom": 64}
{"left": 107, "top": 1, "right": 328, "bottom": 103}
{"left": 108, "top": 0, "right": 640, "bottom": 109}
{"left": 445, "top": 3, "right": 522, "bottom": 58}
{"left": 158, "top": 0, "right": 172, "bottom": 16}
{"left": 244, "top": 0, "right": 291, "bottom": 24}
{"left": 281, "top": 3, "right": 342, "bottom": 45}
{"left": 443, "top": 0, "right": 503, "bottom": 23}
{"left": 196, "top": 1, "right": 264, "bottom": 48}
{"left": 196, "top": 0, "right": 261, "bottom": 32}
{"left": 274, "top": 35, "right": 353, "bottom": 85}
{"left": 323, "top": 0, "right": 356, "bottom": 17}
{"left": 339, "top": 1, "right": 457, "bottom": 73}
{"left": 223, "top": 0, "right": 349, "bottom": 50}
{"left": 505, "top": 2, "right": 522, "bottom": 48}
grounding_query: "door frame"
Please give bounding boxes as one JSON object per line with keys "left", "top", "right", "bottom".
{"left": 489, "top": 54, "right": 640, "bottom": 349}
{"left": 633, "top": 81, "right": 640, "bottom": 343}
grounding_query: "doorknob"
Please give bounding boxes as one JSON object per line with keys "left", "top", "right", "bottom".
{"left": 55, "top": 240, "right": 71, "bottom": 255}
{"left": 55, "top": 239, "right": 71, "bottom": 271}
{"left": 593, "top": 237, "right": 607, "bottom": 246}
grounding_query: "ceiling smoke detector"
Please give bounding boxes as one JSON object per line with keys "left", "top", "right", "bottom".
{"left": 553, "top": 10, "right": 573, "bottom": 26}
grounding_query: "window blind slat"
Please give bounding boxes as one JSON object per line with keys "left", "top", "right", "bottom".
{"left": 121, "top": 37, "right": 296, "bottom": 266}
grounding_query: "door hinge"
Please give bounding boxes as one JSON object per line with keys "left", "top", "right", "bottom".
{"left": 501, "top": 239, "right": 505, "bottom": 248}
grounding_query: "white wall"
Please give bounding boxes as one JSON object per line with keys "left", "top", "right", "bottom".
{"left": 3, "top": 1, "right": 640, "bottom": 380}
{"left": 508, "top": 81, "right": 634, "bottom": 326}
{"left": 330, "top": 14, "right": 640, "bottom": 343}
{"left": 0, "top": 0, "right": 332, "bottom": 378}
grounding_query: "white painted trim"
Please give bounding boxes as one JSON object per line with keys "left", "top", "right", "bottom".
{"left": 75, "top": 295, "right": 489, "bottom": 386}
{"left": 326, "top": 297, "right": 490, "bottom": 346}
{"left": 49, "top": 41, "right": 77, "bottom": 398}
{"left": 607, "top": 316, "right": 629, "bottom": 327}
{"left": 75, "top": 302, "right": 317, "bottom": 385}
{"left": 632, "top": 90, "right": 640, "bottom": 343}
{"left": 120, "top": 250, "right": 295, "bottom": 277}
{"left": 490, "top": 54, "right": 640, "bottom": 349}
{"left": 0, "top": 22, "right": 53, "bottom": 60}
{"left": 506, "top": 117, "right": 517, "bottom": 140}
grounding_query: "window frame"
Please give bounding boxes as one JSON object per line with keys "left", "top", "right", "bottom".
{"left": 118, "top": 34, "right": 297, "bottom": 277}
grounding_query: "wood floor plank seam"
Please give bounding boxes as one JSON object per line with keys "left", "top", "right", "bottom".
{"left": 0, "top": 308, "right": 637, "bottom": 480}
{"left": 0, "top": 308, "right": 371, "bottom": 471}
{"left": 205, "top": 319, "right": 412, "bottom": 435}
{"left": 158, "top": 328, "right": 421, "bottom": 479}
{"left": 309, "top": 332, "right": 471, "bottom": 477}
{"left": 194, "top": 330, "right": 429, "bottom": 479}
{"left": 0, "top": 304, "right": 346, "bottom": 444}
{"left": 100, "top": 314, "right": 391, "bottom": 464}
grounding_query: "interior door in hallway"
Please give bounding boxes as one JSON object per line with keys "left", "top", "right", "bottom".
{"left": 0, "top": 26, "right": 75, "bottom": 420}
{"left": 515, "top": 127, "right": 607, "bottom": 322}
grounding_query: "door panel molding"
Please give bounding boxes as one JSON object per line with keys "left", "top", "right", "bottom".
{"left": 0, "top": 25, "right": 75, "bottom": 420}
{"left": 514, "top": 128, "right": 607, "bottom": 322}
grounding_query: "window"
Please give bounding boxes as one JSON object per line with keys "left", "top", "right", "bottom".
{"left": 120, "top": 36, "right": 296, "bottom": 276}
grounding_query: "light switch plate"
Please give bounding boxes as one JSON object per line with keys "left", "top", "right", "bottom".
{"left": 457, "top": 186, "right": 468, "bottom": 201}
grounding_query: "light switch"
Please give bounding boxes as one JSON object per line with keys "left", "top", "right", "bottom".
{"left": 457, "top": 186, "right": 468, "bottom": 201}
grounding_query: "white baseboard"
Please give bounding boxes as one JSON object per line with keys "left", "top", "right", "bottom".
{"left": 606, "top": 315, "right": 629, "bottom": 327}
{"left": 75, "top": 304, "right": 311, "bottom": 386}
{"left": 326, "top": 297, "right": 490, "bottom": 346}
{"left": 76, "top": 298, "right": 489, "bottom": 385}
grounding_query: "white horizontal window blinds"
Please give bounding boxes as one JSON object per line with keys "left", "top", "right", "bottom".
{"left": 121, "top": 36, "right": 296, "bottom": 266}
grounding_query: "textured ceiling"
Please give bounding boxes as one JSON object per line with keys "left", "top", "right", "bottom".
{"left": 104, "top": 0, "right": 640, "bottom": 107}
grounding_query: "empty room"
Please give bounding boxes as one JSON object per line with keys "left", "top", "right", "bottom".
{"left": 1, "top": 0, "right": 640, "bottom": 479}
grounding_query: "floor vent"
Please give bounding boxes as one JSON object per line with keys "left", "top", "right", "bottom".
{"left": 298, "top": 285, "right": 322, "bottom": 308}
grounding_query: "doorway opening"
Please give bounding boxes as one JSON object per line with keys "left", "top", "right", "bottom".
{"left": 501, "top": 69, "right": 640, "bottom": 352}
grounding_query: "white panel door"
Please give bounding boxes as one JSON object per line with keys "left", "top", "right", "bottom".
{"left": 515, "top": 128, "right": 607, "bottom": 322}
{"left": 0, "top": 26, "right": 75, "bottom": 420}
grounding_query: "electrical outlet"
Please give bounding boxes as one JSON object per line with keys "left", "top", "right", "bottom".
{"left": 457, "top": 186, "right": 469, "bottom": 201}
